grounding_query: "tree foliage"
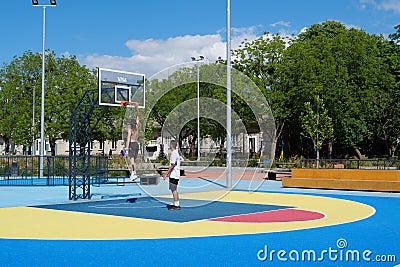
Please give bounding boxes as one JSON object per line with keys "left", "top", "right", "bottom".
{"left": 0, "top": 50, "right": 97, "bottom": 155}
{"left": 275, "top": 21, "right": 399, "bottom": 158}
{"left": 1, "top": 21, "right": 399, "bottom": 160}
{"left": 300, "top": 92, "right": 334, "bottom": 163}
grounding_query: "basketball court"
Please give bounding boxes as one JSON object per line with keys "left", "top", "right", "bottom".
{"left": 0, "top": 174, "right": 399, "bottom": 266}
{"left": 0, "top": 66, "right": 396, "bottom": 266}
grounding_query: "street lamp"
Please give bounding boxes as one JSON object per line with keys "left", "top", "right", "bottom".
{"left": 32, "top": 86, "right": 36, "bottom": 155}
{"left": 226, "top": 0, "right": 232, "bottom": 189}
{"left": 191, "top": 56, "right": 204, "bottom": 161}
{"left": 32, "top": 0, "right": 56, "bottom": 177}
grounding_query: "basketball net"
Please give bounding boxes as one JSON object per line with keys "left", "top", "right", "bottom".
{"left": 120, "top": 101, "right": 140, "bottom": 107}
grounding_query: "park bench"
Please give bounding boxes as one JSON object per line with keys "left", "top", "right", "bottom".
{"left": 282, "top": 169, "right": 400, "bottom": 192}
{"left": 103, "top": 163, "right": 167, "bottom": 186}
{"left": 105, "top": 168, "right": 160, "bottom": 186}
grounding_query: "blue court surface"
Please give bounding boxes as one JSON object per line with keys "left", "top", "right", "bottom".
{"left": 35, "top": 197, "right": 292, "bottom": 223}
{"left": 0, "top": 179, "right": 399, "bottom": 267}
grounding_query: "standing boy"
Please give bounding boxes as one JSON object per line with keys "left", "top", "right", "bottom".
{"left": 125, "top": 104, "right": 140, "bottom": 181}
{"left": 163, "top": 140, "right": 181, "bottom": 210}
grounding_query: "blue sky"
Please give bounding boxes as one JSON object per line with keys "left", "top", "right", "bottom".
{"left": 1, "top": 0, "right": 399, "bottom": 76}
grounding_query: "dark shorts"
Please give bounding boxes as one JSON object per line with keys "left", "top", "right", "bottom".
{"left": 169, "top": 178, "right": 179, "bottom": 191}
{"left": 128, "top": 142, "right": 139, "bottom": 158}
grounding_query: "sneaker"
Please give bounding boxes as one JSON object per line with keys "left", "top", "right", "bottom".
{"left": 129, "top": 174, "right": 138, "bottom": 181}
{"left": 168, "top": 205, "right": 181, "bottom": 211}
{"left": 126, "top": 198, "right": 137, "bottom": 203}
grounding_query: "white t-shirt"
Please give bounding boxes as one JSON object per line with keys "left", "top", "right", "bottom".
{"left": 169, "top": 150, "right": 181, "bottom": 179}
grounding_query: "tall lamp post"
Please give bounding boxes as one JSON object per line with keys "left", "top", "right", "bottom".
{"left": 191, "top": 56, "right": 204, "bottom": 161}
{"left": 32, "top": 0, "right": 56, "bottom": 177}
{"left": 32, "top": 86, "right": 35, "bottom": 155}
{"left": 226, "top": 0, "right": 232, "bottom": 189}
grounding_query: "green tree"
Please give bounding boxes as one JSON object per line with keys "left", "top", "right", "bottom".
{"left": 389, "top": 24, "right": 400, "bottom": 44}
{"left": 45, "top": 51, "right": 97, "bottom": 155}
{"left": 0, "top": 50, "right": 97, "bottom": 155}
{"left": 300, "top": 93, "right": 334, "bottom": 166}
{"left": 0, "top": 51, "right": 41, "bottom": 153}
{"left": 372, "top": 24, "right": 400, "bottom": 157}
{"left": 147, "top": 69, "right": 200, "bottom": 156}
{"left": 278, "top": 21, "right": 394, "bottom": 158}
{"left": 147, "top": 64, "right": 260, "bottom": 158}
{"left": 231, "top": 33, "right": 291, "bottom": 155}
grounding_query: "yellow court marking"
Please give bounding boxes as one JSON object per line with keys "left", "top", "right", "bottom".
{"left": 0, "top": 191, "right": 375, "bottom": 240}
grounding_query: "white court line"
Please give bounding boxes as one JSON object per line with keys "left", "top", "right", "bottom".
{"left": 88, "top": 202, "right": 165, "bottom": 209}
{"left": 89, "top": 205, "right": 165, "bottom": 209}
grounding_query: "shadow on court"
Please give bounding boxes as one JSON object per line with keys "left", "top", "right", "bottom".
{"left": 33, "top": 197, "right": 291, "bottom": 223}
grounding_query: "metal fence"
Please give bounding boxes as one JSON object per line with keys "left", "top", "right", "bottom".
{"left": 0, "top": 155, "right": 108, "bottom": 186}
{"left": 302, "top": 159, "right": 400, "bottom": 170}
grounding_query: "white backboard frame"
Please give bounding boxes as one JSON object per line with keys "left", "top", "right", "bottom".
{"left": 98, "top": 67, "right": 145, "bottom": 108}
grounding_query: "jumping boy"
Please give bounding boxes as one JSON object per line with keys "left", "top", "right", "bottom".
{"left": 125, "top": 104, "right": 140, "bottom": 181}
{"left": 163, "top": 140, "right": 181, "bottom": 210}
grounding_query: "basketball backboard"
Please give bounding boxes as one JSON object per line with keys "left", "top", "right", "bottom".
{"left": 98, "top": 68, "right": 145, "bottom": 108}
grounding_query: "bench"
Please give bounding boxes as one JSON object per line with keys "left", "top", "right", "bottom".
{"left": 282, "top": 169, "right": 400, "bottom": 192}
{"left": 103, "top": 169, "right": 160, "bottom": 186}
{"left": 106, "top": 163, "right": 161, "bottom": 185}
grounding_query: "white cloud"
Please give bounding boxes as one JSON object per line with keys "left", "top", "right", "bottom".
{"left": 270, "top": 21, "right": 291, "bottom": 28}
{"left": 378, "top": 0, "right": 400, "bottom": 12}
{"left": 360, "top": 0, "right": 400, "bottom": 13}
{"left": 299, "top": 27, "right": 308, "bottom": 34}
{"left": 344, "top": 23, "right": 361, "bottom": 30}
{"left": 80, "top": 27, "right": 259, "bottom": 77}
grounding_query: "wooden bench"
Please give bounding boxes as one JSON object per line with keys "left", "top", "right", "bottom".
{"left": 282, "top": 168, "right": 400, "bottom": 192}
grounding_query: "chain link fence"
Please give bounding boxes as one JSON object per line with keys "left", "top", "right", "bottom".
{"left": 0, "top": 155, "right": 108, "bottom": 186}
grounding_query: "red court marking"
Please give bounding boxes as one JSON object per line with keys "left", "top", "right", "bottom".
{"left": 209, "top": 209, "right": 325, "bottom": 223}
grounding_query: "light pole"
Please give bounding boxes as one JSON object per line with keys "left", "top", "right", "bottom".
{"left": 226, "top": 0, "right": 232, "bottom": 189}
{"left": 191, "top": 56, "right": 204, "bottom": 161}
{"left": 32, "top": 86, "right": 35, "bottom": 155}
{"left": 32, "top": 0, "right": 56, "bottom": 177}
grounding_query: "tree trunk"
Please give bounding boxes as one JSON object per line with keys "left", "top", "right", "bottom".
{"left": 316, "top": 149, "right": 320, "bottom": 168}
{"left": 219, "top": 135, "right": 226, "bottom": 159}
{"left": 328, "top": 140, "right": 333, "bottom": 159}
{"left": 49, "top": 137, "right": 56, "bottom": 156}
{"left": 274, "top": 122, "right": 285, "bottom": 158}
{"left": 4, "top": 137, "right": 10, "bottom": 154}
{"left": 390, "top": 144, "right": 399, "bottom": 158}
{"left": 354, "top": 148, "right": 366, "bottom": 160}
{"left": 271, "top": 137, "right": 278, "bottom": 159}
{"left": 188, "top": 136, "right": 196, "bottom": 157}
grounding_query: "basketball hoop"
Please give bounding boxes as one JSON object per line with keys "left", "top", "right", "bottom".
{"left": 120, "top": 101, "right": 140, "bottom": 107}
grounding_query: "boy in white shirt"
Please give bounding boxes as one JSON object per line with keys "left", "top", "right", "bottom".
{"left": 163, "top": 140, "right": 181, "bottom": 210}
